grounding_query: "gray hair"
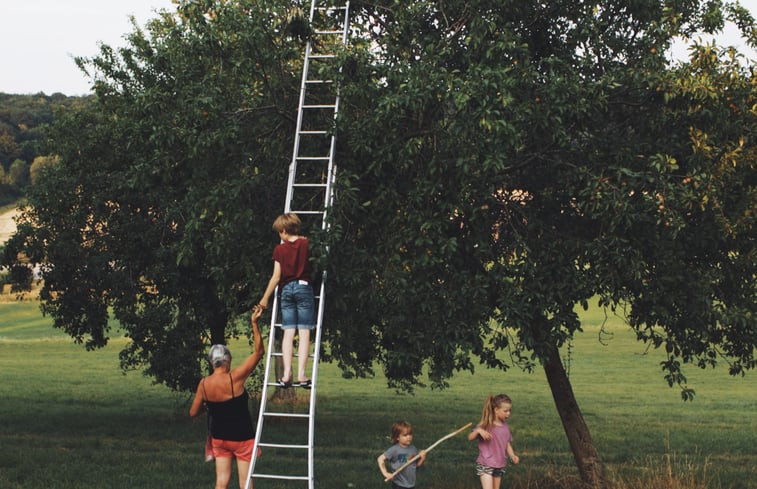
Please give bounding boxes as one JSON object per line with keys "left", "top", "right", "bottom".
{"left": 208, "top": 344, "right": 231, "bottom": 368}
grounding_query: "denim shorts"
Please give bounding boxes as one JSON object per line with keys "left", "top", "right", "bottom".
{"left": 280, "top": 280, "right": 315, "bottom": 329}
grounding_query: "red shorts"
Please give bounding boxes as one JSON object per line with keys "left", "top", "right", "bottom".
{"left": 210, "top": 437, "right": 260, "bottom": 461}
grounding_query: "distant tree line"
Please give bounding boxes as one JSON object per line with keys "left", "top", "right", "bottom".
{"left": 0, "top": 93, "right": 89, "bottom": 205}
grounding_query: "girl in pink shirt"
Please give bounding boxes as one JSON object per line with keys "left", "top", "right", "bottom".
{"left": 468, "top": 394, "right": 520, "bottom": 489}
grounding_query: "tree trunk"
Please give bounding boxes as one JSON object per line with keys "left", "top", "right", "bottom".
{"left": 207, "top": 300, "right": 228, "bottom": 346}
{"left": 543, "top": 345, "right": 607, "bottom": 489}
{"left": 200, "top": 277, "right": 228, "bottom": 347}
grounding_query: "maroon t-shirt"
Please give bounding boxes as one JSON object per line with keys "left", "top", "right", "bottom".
{"left": 273, "top": 237, "right": 312, "bottom": 286}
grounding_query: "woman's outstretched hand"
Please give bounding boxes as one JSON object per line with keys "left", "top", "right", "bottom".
{"left": 251, "top": 305, "right": 263, "bottom": 324}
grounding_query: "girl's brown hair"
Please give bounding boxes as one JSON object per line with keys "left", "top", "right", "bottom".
{"left": 390, "top": 421, "right": 413, "bottom": 444}
{"left": 478, "top": 394, "right": 512, "bottom": 430}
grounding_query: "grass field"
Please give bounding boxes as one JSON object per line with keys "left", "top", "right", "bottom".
{"left": 0, "top": 300, "right": 755, "bottom": 488}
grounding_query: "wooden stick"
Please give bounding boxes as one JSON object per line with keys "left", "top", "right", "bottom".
{"left": 385, "top": 422, "right": 472, "bottom": 482}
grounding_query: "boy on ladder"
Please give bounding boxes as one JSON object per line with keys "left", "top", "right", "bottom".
{"left": 257, "top": 212, "right": 314, "bottom": 388}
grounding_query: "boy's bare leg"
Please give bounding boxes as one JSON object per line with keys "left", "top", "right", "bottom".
{"left": 282, "top": 328, "right": 295, "bottom": 382}
{"left": 297, "top": 328, "right": 310, "bottom": 382}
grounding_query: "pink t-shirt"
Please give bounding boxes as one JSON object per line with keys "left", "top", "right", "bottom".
{"left": 474, "top": 423, "right": 512, "bottom": 468}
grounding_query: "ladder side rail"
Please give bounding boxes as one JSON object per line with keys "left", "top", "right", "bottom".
{"left": 246, "top": 292, "right": 280, "bottom": 489}
{"left": 285, "top": 41, "right": 315, "bottom": 214}
{"left": 321, "top": 76, "right": 340, "bottom": 224}
{"left": 322, "top": 1, "right": 349, "bottom": 224}
{"left": 340, "top": 2, "right": 352, "bottom": 44}
{"left": 307, "top": 0, "right": 318, "bottom": 21}
{"left": 305, "top": 2, "right": 351, "bottom": 485}
{"left": 305, "top": 274, "right": 328, "bottom": 485}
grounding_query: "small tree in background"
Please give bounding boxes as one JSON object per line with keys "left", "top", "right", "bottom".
{"left": 29, "top": 155, "right": 59, "bottom": 185}
{"left": 7, "top": 159, "right": 29, "bottom": 187}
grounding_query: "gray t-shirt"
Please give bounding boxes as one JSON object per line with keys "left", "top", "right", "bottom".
{"left": 383, "top": 443, "right": 420, "bottom": 488}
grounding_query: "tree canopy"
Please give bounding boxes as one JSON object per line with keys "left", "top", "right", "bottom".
{"left": 2, "top": 0, "right": 755, "bottom": 486}
{"left": 327, "top": 0, "right": 757, "bottom": 393}
{"left": 3, "top": 0, "right": 306, "bottom": 390}
{"left": 322, "top": 0, "right": 756, "bottom": 484}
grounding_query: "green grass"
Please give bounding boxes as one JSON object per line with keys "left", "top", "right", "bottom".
{"left": 0, "top": 302, "right": 68, "bottom": 340}
{"left": 0, "top": 301, "right": 755, "bottom": 488}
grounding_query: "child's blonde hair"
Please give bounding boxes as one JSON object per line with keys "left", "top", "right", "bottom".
{"left": 272, "top": 213, "right": 301, "bottom": 234}
{"left": 478, "top": 394, "right": 512, "bottom": 430}
{"left": 390, "top": 421, "right": 413, "bottom": 444}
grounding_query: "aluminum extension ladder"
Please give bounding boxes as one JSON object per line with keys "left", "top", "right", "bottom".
{"left": 244, "top": 2, "right": 350, "bottom": 488}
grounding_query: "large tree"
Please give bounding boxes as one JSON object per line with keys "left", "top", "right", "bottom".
{"left": 2, "top": 0, "right": 755, "bottom": 486}
{"left": 321, "top": 1, "right": 756, "bottom": 486}
{"left": 3, "top": 0, "right": 304, "bottom": 390}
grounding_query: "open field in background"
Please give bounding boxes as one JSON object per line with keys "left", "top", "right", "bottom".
{"left": 0, "top": 300, "right": 755, "bottom": 488}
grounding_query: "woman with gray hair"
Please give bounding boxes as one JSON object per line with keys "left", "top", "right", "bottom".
{"left": 190, "top": 307, "right": 265, "bottom": 489}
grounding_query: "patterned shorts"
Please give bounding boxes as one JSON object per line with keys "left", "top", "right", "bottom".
{"left": 476, "top": 463, "right": 504, "bottom": 477}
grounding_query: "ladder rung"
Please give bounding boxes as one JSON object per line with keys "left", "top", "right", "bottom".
{"left": 268, "top": 319, "right": 321, "bottom": 328}
{"left": 309, "top": 54, "right": 336, "bottom": 59}
{"left": 305, "top": 79, "right": 333, "bottom": 84}
{"left": 289, "top": 210, "right": 324, "bottom": 215}
{"left": 302, "top": 104, "right": 337, "bottom": 109}
{"left": 263, "top": 411, "right": 310, "bottom": 419}
{"left": 254, "top": 473, "right": 309, "bottom": 481}
{"left": 268, "top": 352, "right": 316, "bottom": 359}
{"left": 314, "top": 30, "right": 344, "bottom": 35}
{"left": 299, "top": 130, "right": 328, "bottom": 135}
{"left": 315, "top": 6, "right": 347, "bottom": 10}
{"left": 296, "top": 156, "right": 330, "bottom": 161}
{"left": 268, "top": 351, "right": 313, "bottom": 360}
{"left": 258, "top": 442, "right": 310, "bottom": 449}
{"left": 293, "top": 183, "right": 328, "bottom": 188}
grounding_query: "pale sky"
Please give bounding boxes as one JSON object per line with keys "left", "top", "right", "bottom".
{"left": 0, "top": 0, "right": 177, "bottom": 95}
{"left": 0, "top": 0, "right": 755, "bottom": 96}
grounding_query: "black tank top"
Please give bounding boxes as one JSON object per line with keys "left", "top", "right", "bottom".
{"left": 203, "top": 374, "right": 254, "bottom": 441}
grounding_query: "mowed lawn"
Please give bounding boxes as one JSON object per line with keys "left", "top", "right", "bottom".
{"left": 0, "top": 300, "right": 755, "bottom": 488}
